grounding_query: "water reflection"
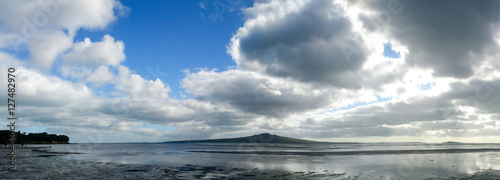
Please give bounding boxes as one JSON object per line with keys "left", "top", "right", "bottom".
{"left": 45, "top": 143, "right": 500, "bottom": 179}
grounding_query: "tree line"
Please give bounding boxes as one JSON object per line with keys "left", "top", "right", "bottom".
{"left": 0, "top": 131, "right": 69, "bottom": 144}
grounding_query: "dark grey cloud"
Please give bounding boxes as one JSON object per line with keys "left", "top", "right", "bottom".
{"left": 357, "top": 0, "right": 500, "bottom": 78}
{"left": 230, "top": 0, "right": 369, "bottom": 88}
{"left": 443, "top": 79, "right": 500, "bottom": 114}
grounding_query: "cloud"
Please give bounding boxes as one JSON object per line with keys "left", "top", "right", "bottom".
{"left": 229, "top": 0, "right": 369, "bottom": 88}
{"left": 29, "top": 29, "right": 74, "bottom": 70}
{"left": 8, "top": 65, "right": 257, "bottom": 142}
{"left": 61, "top": 34, "right": 125, "bottom": 80}
{"left": 84, "top": 65, "right": 116, "bottom": 86}
{"left": 182, "top": 69, "right": 333, "bottom": 117}
{"left": 17, "top": 67, "right": 94, "bottom": 107}
{"left": 0, "top": 0, "right": 127, "bottom": 70}
{"left": 354, "top": 0, "right": 500, "bottom": 78}
{"left": 280, "top": 78, "right": 500, "bottom": 140}
{"left": 0, "top": 0, "right": 125, "bottom": 32}
{"left": 63, "top": 35, "right": 125, "bottom": 68}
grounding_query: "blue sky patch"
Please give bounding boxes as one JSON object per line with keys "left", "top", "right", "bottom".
{"left": 418, "top": 82, "right": 435, "bottom": 90}
{"left": 383, "top": 43, "right": 400, "bottom": 58}
{"left": 333, "top": 96, "right": 392, "bottom": 112}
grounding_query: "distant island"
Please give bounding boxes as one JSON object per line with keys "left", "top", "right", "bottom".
{"left": 164, "top": 133, "right": 324, "bottom": 144}
{"left": 0, "top": 131, "right": 69, "bottom": 144}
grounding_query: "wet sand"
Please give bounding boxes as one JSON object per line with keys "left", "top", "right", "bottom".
{"left": 1, "top": 148, "right": 500, "bottom": 179}
{"left": 0, "top": 148, "right": 351, "bottom": 179}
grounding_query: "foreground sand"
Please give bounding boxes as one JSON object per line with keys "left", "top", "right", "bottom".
{"left": 1, "top": 149, "right": 500, "bottom": 179}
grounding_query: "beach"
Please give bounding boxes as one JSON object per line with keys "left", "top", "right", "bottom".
{"left": 0, "top": 147, "right": 357, "bottom": 179}
{"left": 1, "top": 149, "right": 500, "bottom": 179}
{"left": 1, "top": 143, "right": 500, "bottom": 179}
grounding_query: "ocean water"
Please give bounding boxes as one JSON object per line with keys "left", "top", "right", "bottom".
{"left": 37, "top": 142, "right": 500, "bottom": 179}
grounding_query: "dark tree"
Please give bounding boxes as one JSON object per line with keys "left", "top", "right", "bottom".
{"left": 0, "top": 130, "right": 70, "bottom": 144}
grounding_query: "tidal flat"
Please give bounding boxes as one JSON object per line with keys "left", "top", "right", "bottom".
{"left": 1, "top": 143, "right": 500, "bottom": 179}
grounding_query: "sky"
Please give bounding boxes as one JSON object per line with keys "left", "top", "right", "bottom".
{"left": 1, "top": 0, "right": 500, "bottom": 143}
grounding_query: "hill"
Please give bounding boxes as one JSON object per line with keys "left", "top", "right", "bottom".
{"left": 164, "top": 133, "right": 322, "bottom": 144}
